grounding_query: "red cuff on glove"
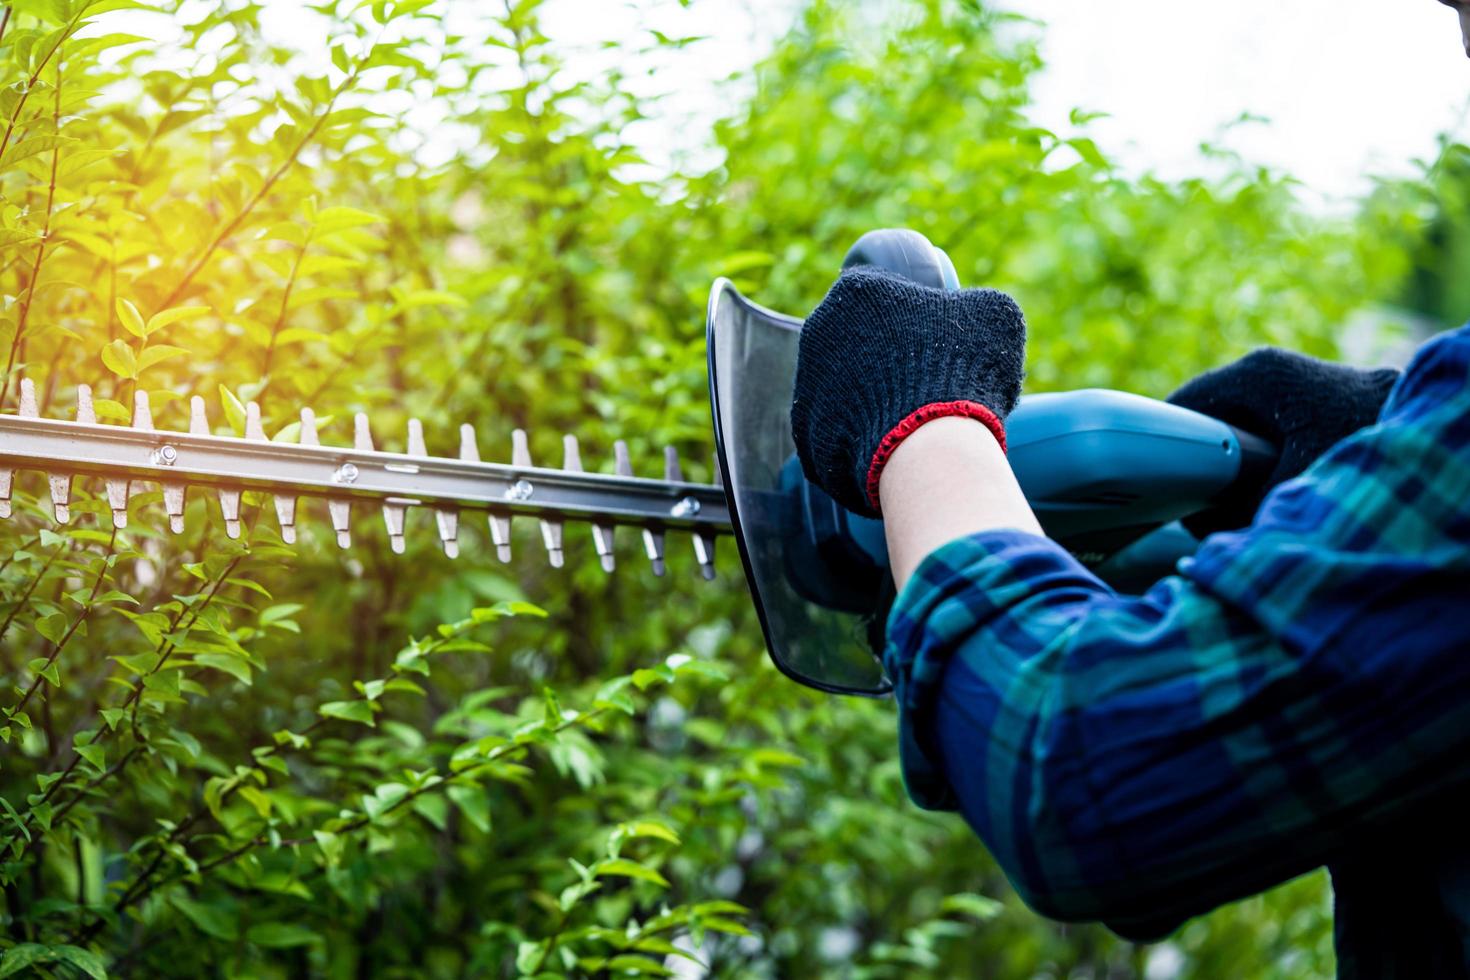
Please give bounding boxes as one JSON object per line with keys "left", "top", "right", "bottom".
{"left": 863, "top": 400, "right": 1007, "bottom": 512}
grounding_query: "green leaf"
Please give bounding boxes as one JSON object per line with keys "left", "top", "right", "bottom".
{"left": 35, "top": 612, "right": 68, "bottom": 644}
{"left": 172, "top": 894, "right": 239, "bottom": 940}
{"left": 314, "top": 205, "right": 384, "bottom": 232}
{"left": 145, "top": 305, "right": 210, "bottom": 334}
{"left": 135, "top": 345, "right": 189, "bottom": 372}
{"left": 599, "top": 956, "right": 671, "bottom": 976}
{"left": 218, "top": 384, "right": 246, "bottom": 436}
{"left": 314, "top": 829, "right": 344, "bottom": 867}
{"left": 446, "top": 783, "right": 490, "bottom": 833}
{"left": 620, "top": 820, "right": 680, "bottom": 845}
{"left": 411, "top": 793, "right": 448, "bottom": 830}
{"left": 0, "top": 944, "right": 106, "bottom": 979}
{"left": 115, "top": 298, "right": 146, "bottom": 339}
{"left": 593, "top": 858, "right": 669, "bottom": 888}
{"left": 193, "top": 652, "right": 252, "bottom": 685}
{"left": 319, "top": 699, "right": 376, "bottom": 726}
{"left": 74, "top": 740, "right": 105, "bottom": 771}
{"left": 259, "top": 603, "right": 303, "bottom": 626}
{"left": 246, "top": 922, "right": 319, "bottom": 948}
{"left": 940, "top": 892, "right": 1004, "bottom": 921}
{"left": 237, "top": 784, "right": 272, "bottom": 817}
{"left": 100, "top": 339, "right": 137, "bottom": 379}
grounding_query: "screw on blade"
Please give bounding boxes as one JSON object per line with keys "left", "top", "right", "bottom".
{"left": 513, "top": 429, "right": 562, "bottom": 567}
{"left": 409, "top": 418, "right": 458, "bottom": 558}
{"left": 148, "top": 390, "right": 183, "bottom": 534}
{"left": 563, "top": 434, "right": 615, "bottom": 572}
{"left": 461, "top": 425, "right": 511, "bottom": 562}
{"left": 189, "top": 397, "right": 236, "bottom": 538}
{"left": 243, "top": 401, "right": 296, "bottom": 544}
{"left": 615, "top": 440, "right": 665, "bottom": 577}
{"left": 301, "top": 407, "right": 352, "bottom": 548}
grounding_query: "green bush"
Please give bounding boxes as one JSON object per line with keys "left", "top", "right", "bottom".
{"left": 0, "top": 1, "right": 1414, "bottom": 976}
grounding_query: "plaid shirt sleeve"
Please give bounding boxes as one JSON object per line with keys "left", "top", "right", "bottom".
{"left": 884, "top": 324, "right": 1470, "bottom": 935}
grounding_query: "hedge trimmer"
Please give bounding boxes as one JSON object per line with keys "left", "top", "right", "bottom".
{"left": 0, "top": 230, "right": 1276, "bottom": 697}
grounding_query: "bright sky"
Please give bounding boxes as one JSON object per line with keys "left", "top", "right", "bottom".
{"left": 111, "top": 0, "right": 1470, "bottom": 207}
{"left": 1006, "top": 0, "right": 1470, "bottom": 205}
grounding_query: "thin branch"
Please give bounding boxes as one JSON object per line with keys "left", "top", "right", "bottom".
{"left": 11, "top": 526, "right": 116, "bottom": 716}
{"left": 0, "top": 45, "right": 65, "bottom": 408}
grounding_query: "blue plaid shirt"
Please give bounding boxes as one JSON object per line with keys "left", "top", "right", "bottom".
{"left": 885, "top": 325, "right": 1470, "bottom": 977}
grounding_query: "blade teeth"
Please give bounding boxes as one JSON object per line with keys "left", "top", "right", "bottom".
{"left": 107, "top": 391, "right": 155, "bottom": 528}
{"left": 7, "top": 380, "right": 33, "bottom": 521}
{"left": 244, "top": 401, "right": 265, "bottom": 440}
{"left": 274, "top": 496, "right": 297, "bottom": 544}
{"left": 565, "top": 434, "right": 616, "bottom": 573}
{"left": 435, "top": 504, "right": 459, "bottom": 558}
{"left": 219, "top": 489, "right": 242, "bottom": 539}
{"left": 667, "top": 446, "right": 715, "bottom": 579}
{"left": 211, "top": 395, "right": 237, "bottom": 533}
{"left": 132, "top": 390, "right": 153, "bottom": 431}
{"left": 164, "top": 482, "right": 187, "bottom": 534}
{"left": 407, "top": 418, "right": 427, "bottom": 456}
{"left": 299, "top": 407, "right": 319, "bottom": 446}
{"left": 512, "top": 429, "right": 562, "bottom": 566}
{"left": 458, "top": 424, "right": 480, "bottom": 462}
{"left": 413, "top": 418, "right": 458, "bottom": 558}
{"left": 382, "top": 501, "right": 406, "bottom": 554}
{"left": 189, "top": 396, "right": 208, "bottom": 434}
{"left": 616, "top": 441, "right": 665, "bottom": 575}
{"left": 48, "top": 473, "right": 70, "bottom": 524}
{"left": 643, "top": 528, "right": 666, "bottom": 577}
{"left": 329, "top": 499, "right": 352, "bottom": 549}
{"left": 106, "top": 477, "right": 130, "bottom": 529}
{"left": 352, "top": 414, "right": 378, "bottom": 548}
{"left": 245, "top": 401, "right": 295, "bottom": 543}
{"left": 354, "top": 413, "right": 373, "bottom": 451}
{"left": 77, "top": 384, "right": 95, "bottom": 425}
{"left": 460, "top": 424, "right": 493, "bottom": 560}
{"left": 695, "top": 533, "right": 716, "bottom": 581}
{"left": 489, "top": 514, "right": 511, "bottom": 563}
{"left": 303, "top": 408, "right": 349, "bottom": 546}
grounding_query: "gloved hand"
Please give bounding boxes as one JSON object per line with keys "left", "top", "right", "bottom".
{"left": 790, "top": 267, "right": 1026, "bottom": 517}
{"left": 1167, "top": 348, "right": 1400, "bottom": 534}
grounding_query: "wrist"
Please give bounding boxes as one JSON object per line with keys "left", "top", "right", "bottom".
{"left": 865, "top": 401, "right": 1007, "bottom": 512}
{"left": 877, "top": 415, "right": 1040, "bottom": 589}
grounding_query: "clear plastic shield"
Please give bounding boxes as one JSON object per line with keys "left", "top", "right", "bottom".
{"left": 707, "top": 278, "right": 892, "bottom": 697}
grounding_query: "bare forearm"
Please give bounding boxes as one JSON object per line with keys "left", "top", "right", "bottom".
{"left": 877, "top": 417, "right": 1043, "bottom": 589}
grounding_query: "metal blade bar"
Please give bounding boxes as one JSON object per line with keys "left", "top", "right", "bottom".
{"left": 0, "top": 411, "right": 731, "bottom": 536}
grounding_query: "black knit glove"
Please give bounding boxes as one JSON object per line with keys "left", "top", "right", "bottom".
{"left": 1167, "top": 348, "right": 1399, "bottom": 534}
{"left": 790, "top": 267, "right": 1026, "bottom": 517}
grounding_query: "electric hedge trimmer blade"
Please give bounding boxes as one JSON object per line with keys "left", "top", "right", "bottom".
{"left": 0, "top": 378, "right": 730, "bottom": 576}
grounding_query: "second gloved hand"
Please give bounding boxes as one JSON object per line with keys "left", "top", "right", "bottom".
{"left": 790, "top": 267, "right": 1026, "bottom": 517}
{"left": 1168, "top": 347, "right": 1400, "bottom": 534}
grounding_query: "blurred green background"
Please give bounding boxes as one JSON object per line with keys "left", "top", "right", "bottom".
{"left": 0, "top": 0, "right": 1465, "bottom": 976}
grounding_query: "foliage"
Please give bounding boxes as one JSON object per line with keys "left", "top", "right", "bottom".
{"left": 1375, "top": 138, "right": 1470, "bottom": 328}
{"left": 0, "top": 0, "right": 1419, "bottom": 977}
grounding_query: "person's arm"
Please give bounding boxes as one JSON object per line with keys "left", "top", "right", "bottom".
{"left": 880, "top": 326, "right": 1470, "bottom": 936}
{"left": 878, "top": 416, "right": 1039, "bottom": 587}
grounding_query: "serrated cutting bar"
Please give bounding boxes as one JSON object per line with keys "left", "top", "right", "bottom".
{"left": 0, "top": 387, "right": 731, "bottom": 577}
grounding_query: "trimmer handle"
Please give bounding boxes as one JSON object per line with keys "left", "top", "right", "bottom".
{"left": 842, "top": 229, "right": 960, "bottom": 292}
